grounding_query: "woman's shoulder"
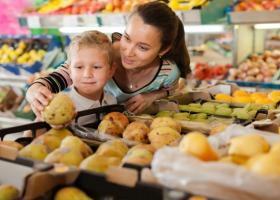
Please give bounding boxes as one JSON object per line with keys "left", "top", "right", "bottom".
{"left": 159, "top": 59, "right": 180, "bottom": 75}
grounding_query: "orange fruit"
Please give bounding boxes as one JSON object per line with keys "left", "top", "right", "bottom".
{"left": 232, "top": 96, "right": 252, "bottom": 103}
{"left": 215, "top": 93, "right": 232, "bottom": 102}
{"left": 270, "top": 96, "right": 280, "bottom": 103}
{"left": 255, "top": 98, "right": 272, "bottom": 105}
{"left": 268, "top": 90, "right": 280, "bottom": 100}
{"left": 232, "top": 90, "right": 250, "bottom": 97}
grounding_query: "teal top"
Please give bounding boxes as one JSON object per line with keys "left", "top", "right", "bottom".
{"left": 105, "top": 58, "right": 180, "bottom": 103}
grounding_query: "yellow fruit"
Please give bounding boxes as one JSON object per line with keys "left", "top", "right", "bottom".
{"left": 232, "top": 96, "right": 252, "bottom": 103}
{"left": 228, "top": 134, "right": 270, "bottom": 158}
{"left": 232, "top": 90, "right": 250, "bottom": 97}
{"left": 269, "top": 142, "right": 280, "bottom": 154}
{"left": 42, "top": 93, "right": 76, "bottom": 125}
{"left": 219, "top": 155, "right": 248, "bottom": 165}
{"left": 209, "top": 124, "right": 229, "bottom": 136}
{"left": 122, "top": 121, "right": 149, "bottom": 143}
{"left": 19, "top": 143, "right": 50, "bottom": 161}
{"left": 44, "top": 148, "right": 84, "bottom": 167}
{"left": 0, "top": 184, "right": 19, "bottom": 200}
{"left": 79, "top": 154, "right": 121, "bottom": 173}
{"left": 148, "top": 126, "right": 181, "bottom": 143}
{"left": 214, "top": 93, "right": 232, "bottom": 102}
{"left": 150, "top": 116, "right": 181, "bottom": 132}
{"left": 0, "top": 140, "right": 24, "bottom": 150}
{"left": 179, "top": 132, "right": 219, "bottom": 161}
{"left": 97, "top": 118, "right": 124, "bottom": 137}
{"left": 248, "top": 153, "right": 280, "bottom": 176}
{"left": 254, "top": 98, "right": 272, "bottom": 104}
{"left": 60, "top": 136, "right": 93, "bottom": 158}
{"left": 32, "top": 133, "right": 61, "bottom": 152}
{"left": 96, "top": 139, "right": 129, "bottom": 158}
{"left": 102, "top": 112, "right": 129, "bottom": 128}
{"left": 268, "top": 90, "right": 280, "bottom": 100}
{"left": 54, "top": 186, "right": 92, "bottom": 200}
{"left": 46, "top": 128, "right": 73, "bottom": 140}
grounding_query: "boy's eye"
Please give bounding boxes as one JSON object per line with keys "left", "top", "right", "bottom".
{"left": 93, "top": 66, "right": 102, "bottom": 69}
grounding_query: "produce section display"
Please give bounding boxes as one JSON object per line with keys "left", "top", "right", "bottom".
{"left": 232, "top": 0, "right": 280, "bottom": 11}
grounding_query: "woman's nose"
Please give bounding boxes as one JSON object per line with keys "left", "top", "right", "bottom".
{"left": 125, "top": 45, "right": 135, "bottom": 57}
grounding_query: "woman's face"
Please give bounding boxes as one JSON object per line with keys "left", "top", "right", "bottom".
{"left": 120, "top": 14, "right": 163, "bottom": 70}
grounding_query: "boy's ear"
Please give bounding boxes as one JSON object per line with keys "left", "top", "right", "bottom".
{"left": 109, "top": 62, "right": 117, "bottom": 78}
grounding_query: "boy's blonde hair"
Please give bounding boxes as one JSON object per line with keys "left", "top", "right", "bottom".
{"left": 67, "top": 30, "right": 114, "bottom": 66}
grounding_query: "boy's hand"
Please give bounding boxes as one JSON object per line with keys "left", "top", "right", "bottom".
{"left": 26, "top": 83, "right": 53, "bottom": 118}
{"left": 49, "top": 112, "right": 77, "bottom": 130}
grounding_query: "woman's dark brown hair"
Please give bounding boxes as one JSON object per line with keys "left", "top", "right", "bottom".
{"left": 131, "top": 1, "right": 191, "bottom": 78}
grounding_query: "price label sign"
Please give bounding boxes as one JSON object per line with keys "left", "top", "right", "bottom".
{"left": 63, "top": 15, "right": 78, "bottom": 27}
{"left": 27, "top": 16, "right": 41, "bottom": 28}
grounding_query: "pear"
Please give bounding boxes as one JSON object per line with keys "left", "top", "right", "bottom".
{"left": 122, "top": 121, "right": 149, "bottom": 143}
{"left": 179, "top": 132, "right": 219, "bottom": 161}
{"left": 148, "top": 126, "right": 181, "bottom": 142}
{"left": 19, "top": 143, "right": 50, "bottom": 161}
{"left": 150, "top": 116, "right": 181, "bottom": 132}
{"left": 201, "top": 104, "right": 216, "bottom": 114}
{"left": 172, "top": 112, "right": 190, "bottom": 121}
{"left": 248, "top": 153, "right": 280, "bottom": 176}
{"left": 44, "top": 148, "right": 84, "bottom": 167}
{"left": 54, "top": 186, "right": 92, "bottom": 200}
{"left": 231, "top": 108, "right": 252, "bottom": 120}
{"left": 42, "top": 93, "right": 75, "bottom": 125}
{"left": 122, "top": 148, "right": 154, "bottom": 166}
{"left": 32, "top": 133, "right": 61, "bottom": 152}
{"left": 46, "top": 128, "right": 73, "bottom": 140}
{"left": 215, "top": 107, "right": 232, "bottom": 116}
{"left": 209, "top": 124, "right": 229, "bottom": 136}
{"left": 155, "top": 110, "right": 175, "bottom": 117}
{"left": 0, "top": 140, "right": 23, "bottom": 150}
{"left": 60, "top": 136, "right": 93, "bottom": 158}
{"left": 97, "top": 117, "right": 124, "bottom": 137}
{"left": 96, "top": 139, "right": 129, "bottom": 158}
{"left": 228, "top": 134, "right": 270, "bottom": 158}
{"left": 219, "top": 155, "right": 248, "bottom": 165}
{"left": 79, "top": 154, "right": 121, "bottom": 173}
{"left": 0, "top": 184, "right": 19, "bottom": 200}
{"left": 215, "top": 103, "right": 230, "bottom": 109}
{"left": 102, "top": 111, "right": 129, "bottom": 128}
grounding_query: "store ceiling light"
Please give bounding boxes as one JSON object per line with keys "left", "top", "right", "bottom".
{"left": 254, "top": 23, "right": 280, "bottom": 29}
{"left": 183, "top": 25, "right": 226, "bottom": 33}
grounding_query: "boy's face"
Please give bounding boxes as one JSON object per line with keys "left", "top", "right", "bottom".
{"left": 69, "top": 47, "right": 114, "bottom": 101}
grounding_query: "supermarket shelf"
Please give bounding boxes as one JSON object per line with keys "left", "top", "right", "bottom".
{"left": 0, "top": 75, "right": 28, "bottom": 88}
{"left": 227, "top": 10, "right": 280, "bottom": 24}
{"left": 18, "top": 11, "right": 203, "bottom": 29}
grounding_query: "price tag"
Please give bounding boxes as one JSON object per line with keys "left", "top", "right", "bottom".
{"left": 63, "top": 15, "right": 78, "bottom": 27}
{"left": 27, "top": 16, "right": 41, "bottom": 28}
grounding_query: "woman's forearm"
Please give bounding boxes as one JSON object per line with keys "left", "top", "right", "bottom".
{"left": 32, "top": 65, "right": 72, "bottom": 93}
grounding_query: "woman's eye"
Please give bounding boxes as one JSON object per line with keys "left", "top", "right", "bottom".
{"left": 75, "top": 66, "right": 83, "bottom": 69}
{"left": 139, "top": 46, "right": 148, "bottom": 51}
{"left": 124, "top": 36, "right": 130, "bottom": 42}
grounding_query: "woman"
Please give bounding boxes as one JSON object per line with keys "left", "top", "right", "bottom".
{"left": 26, "top": 1, "right": 191, "bottom": 116}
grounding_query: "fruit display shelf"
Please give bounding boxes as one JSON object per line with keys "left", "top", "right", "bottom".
{"left": 227, "top": 10, "right": 280, "bottom": 24}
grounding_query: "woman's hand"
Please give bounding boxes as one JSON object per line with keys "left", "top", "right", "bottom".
{"left": 124, "top": 90, "right": 167, "bottom": 114}
{"left": 26, "top": 83, "right": 53, "bottom": 119}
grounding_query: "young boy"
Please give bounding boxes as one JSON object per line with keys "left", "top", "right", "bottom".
{"left": 65, "top": 30, "right": 117, "bottom": 125}
{"left": 23, "top": 30, "right": 117, "bottom": 136}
